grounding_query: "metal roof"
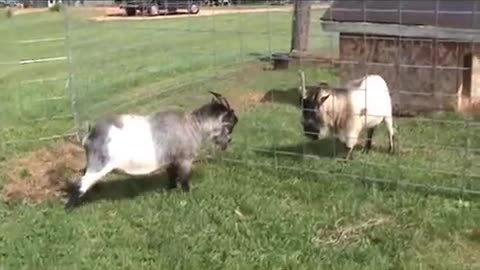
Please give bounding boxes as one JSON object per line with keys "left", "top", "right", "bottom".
{"left": 321, "top": 0, "right": 480, "bottom": 30}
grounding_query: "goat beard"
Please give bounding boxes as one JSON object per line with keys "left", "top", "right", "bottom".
{"left": 200, "top": 140, "right": 230, "bottom": 156}
{"left": 318, "top": 127, "right": 330, "bottom": 139}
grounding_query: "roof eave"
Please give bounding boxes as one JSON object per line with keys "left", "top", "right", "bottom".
{"left": 321, "top": 20, "right": 480, "bottom": 42}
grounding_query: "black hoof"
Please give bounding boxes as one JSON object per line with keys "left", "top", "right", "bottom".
{"left": 167, "top": 179, "right": 178, "bottom": 190}
{"left": 180, "top": 182, "right": 190, "bottom": 192}
{"left": 65, "top": 184, "right": 82, "bottom": 212}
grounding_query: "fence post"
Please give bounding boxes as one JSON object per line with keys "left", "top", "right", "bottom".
{"left": 290, "top": 0, "right": 311, "bottom": 53}
{"left": 63, "top": 3, "right": 81, "bottom": 142}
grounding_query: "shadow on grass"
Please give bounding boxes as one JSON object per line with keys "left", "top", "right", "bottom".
{"left": 254, "top": 139, "right": 480, "bottom": 201}
{"left": 253, "top": 138, "right": 396, "bottom": 161}
{"left": 254, "top": 138, "right": 347, "bottom": 160}
{"left": 248, "top": 52, "right": 272, "bottom": 62}
{"left": 68, "top": 169, "right": 206, "bottom": 208}
{"left": 261, "top": 87, "right": 301, "bottom": 107}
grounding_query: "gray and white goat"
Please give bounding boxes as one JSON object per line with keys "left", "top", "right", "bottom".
{"left": 299, "top": 71, "right": 396, "bottom": 160}
{"left": 65, "top": 91, "right": 238, "bottom": 210}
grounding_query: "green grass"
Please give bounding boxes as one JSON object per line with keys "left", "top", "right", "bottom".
{"left": 1, "top": 6, "right": 480, "bottom": 270}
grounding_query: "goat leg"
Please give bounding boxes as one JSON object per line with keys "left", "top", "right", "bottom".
{"left": 363, "top": 128, "right": 375, "bottom": 154}
{"left": 166, "top": 164, "right": 178, "bottom": 190}
{"left": 65, "top": 182, "right": 82, "bottom": 211}
{"left": 64, "top": 165, "right": 112, "bottom": 211}
{"left": 389, "top": 134, "right": 397, "bottom": 155}
{"left": 344, "top": 147, "right": 354, "bottom": 161}
{"left": 171, "top": 160, "right": 193, "bottom": 192}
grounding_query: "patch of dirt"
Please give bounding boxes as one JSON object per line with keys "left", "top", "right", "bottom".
{"left": 228, "top": 88, "right": 301, "bottom": 113}
{"left": 2, "top": 139, "right": 85, "bottom": 204}
{"left": 89, "top": 4, "right": 328, "bottom": 22}
{"left": 91, "top": 7, "right": 287, "bottom": 22}
{"left": 7, "top": 7, "right": 48, "bottom": 16}
{"left": 225, "top": 92, "right": 266, "bottom": 113}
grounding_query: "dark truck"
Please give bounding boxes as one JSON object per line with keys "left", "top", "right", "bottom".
{"left": 117, "top": 0, "right": 201, "bottom": 16}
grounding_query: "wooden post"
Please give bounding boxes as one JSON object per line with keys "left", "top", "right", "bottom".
{"left": 290, "top": 0, "right": 312, "bottom": 54}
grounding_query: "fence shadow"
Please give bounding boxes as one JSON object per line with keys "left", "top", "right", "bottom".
{"left": 254, "top": 138, "right": 397, "bottom": 161}
{"left": 252, "top": 141, "right": 480, "bottom": 201}
{"left": 254, "top": 138, "right": 347, "bottom": 160}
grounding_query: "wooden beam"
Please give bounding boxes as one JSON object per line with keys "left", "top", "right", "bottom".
{"left": 290, "top": 0, "right": 312, "bottom": 53}
{"left": 322, "top": 20, "right": 480, "bottom": 42}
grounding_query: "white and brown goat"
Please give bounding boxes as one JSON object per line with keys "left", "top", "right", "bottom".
{"left": 299, "top": 72, "right": 396, "bottom": 160}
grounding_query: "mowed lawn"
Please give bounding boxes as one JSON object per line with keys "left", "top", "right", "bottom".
{"left": 1, "top": 6, "right": 480, "bottom": 270}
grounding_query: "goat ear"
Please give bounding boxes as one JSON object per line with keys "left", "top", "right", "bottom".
{"left": 319, "top": 94, "right": 330, "bottom": 104}
{"left": 312, "top": 90, "right": 320, "bottom": 102}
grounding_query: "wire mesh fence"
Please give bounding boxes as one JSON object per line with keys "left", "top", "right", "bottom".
{"left": 1, "top": 0, "right": 480, "bottom": 201}
{"left": 0, "top": 1, "right": 74, "bottom": 160}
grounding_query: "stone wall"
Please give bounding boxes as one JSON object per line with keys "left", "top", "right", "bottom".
{"left": 338, "top": 33, "right": 480, "bottom": 116}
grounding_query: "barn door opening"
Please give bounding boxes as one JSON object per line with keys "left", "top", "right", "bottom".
{"left": 462, "top": 53, "right": 473, "bottom": 98}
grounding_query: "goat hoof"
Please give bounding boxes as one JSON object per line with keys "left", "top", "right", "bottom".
{"left": 65, "top": 196, "right": 80, "bottom": 212}
{"left": 167, "top": 181, "right": 177, "bottom": 190}
{"left": 180, "top": 183, "right": 190, "bottom": 192}
{"left": 65, "top": 185, "right": 82, "bottom": 211}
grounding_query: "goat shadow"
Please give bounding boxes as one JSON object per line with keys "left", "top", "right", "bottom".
{"left": 255, "top": 139, "right": 480, "bottom": 202}
{"left": 64, "top": 168, "right": 206, "bottom": 207}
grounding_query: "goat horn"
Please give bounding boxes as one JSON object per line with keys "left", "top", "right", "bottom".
{"left": 208, "top": 90, "right": 222, "bottom": 100}
{"left": 208, "top": 91, "right": 231, "bottom": 109}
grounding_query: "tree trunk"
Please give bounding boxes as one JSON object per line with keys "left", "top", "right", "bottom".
{"left": 290, "top": 0, "right": 311, "bottom": 53}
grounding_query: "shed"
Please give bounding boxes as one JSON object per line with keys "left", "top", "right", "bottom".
{"left": 320, "top": 0, "right": 480, "bottom": 116}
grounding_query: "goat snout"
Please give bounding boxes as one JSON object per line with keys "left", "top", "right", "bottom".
{"left": 302, "top": 119, "right": 320, "bottom": 140}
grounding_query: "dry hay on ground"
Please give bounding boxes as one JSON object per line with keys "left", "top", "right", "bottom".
{"left": 226, "top": 92, "right": 266, "bottom": 112}
{"left": 2, "top": 139, "right": 85, "bottom": 204}
{"left": 312, "top": 216, "right": 392, "bottom": 247}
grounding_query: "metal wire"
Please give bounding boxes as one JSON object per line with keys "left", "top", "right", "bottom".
{"left": 3, "top": 0, "right": 480, "bottom": 199}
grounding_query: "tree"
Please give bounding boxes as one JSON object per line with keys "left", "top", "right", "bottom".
{"left": 290, "top": 0, "right": 312, "bottom": 53}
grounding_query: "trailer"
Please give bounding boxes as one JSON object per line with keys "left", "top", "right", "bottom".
{"left": 117, "top": 0, "right": 201, "bottom": 16}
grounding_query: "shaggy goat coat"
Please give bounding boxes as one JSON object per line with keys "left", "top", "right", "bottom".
{"left": 65, "top": 92, "right": 238, "bottom": 210}
{"left": 301, "top": 73, "right": 396, "bottom": 160}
